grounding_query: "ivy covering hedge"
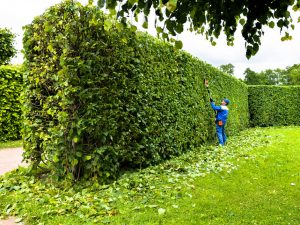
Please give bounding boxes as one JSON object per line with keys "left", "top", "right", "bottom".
{"left": 248, "top": 85, "right": 300, "bottom": 127}
{"left": 0, "top": 65, "right": 23, "bottom": 141}
{"left": 22, "top": 1, "right": 248, "bottom": 181}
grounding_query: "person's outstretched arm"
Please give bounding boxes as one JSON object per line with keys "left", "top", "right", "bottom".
{"left": 210, "top": 99, "right": 222, "bottom": 111}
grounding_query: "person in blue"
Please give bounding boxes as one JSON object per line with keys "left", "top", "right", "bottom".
{"left": 210, "top": 98, "right": 230, "bottom": 146}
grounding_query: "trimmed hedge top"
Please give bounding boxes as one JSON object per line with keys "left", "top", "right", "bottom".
{"left": 22, "top": 0, "right": 248, "bottom": 182}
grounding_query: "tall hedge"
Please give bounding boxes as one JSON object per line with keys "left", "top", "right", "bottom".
{"left": 248, "top": 85, "right": 300, "bottom": 126}
{"left": 22, "top": 1, "right": 248, "bottom": 181}
{"left": 0, "top": 65, "right": 23, "bottom": 141}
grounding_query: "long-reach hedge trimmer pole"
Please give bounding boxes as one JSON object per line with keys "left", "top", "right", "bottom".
{"left": 204, "top": 79, "right": 212, "bottom": 99}
{"left": 204, "top": 79, "right": 217, "bottom": 116}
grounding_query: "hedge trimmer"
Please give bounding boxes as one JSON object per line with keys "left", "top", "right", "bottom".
{"left": 204, "top": 79, "right": 217, "bottom": 115}
{"left": 204, "top": 79, "right": 212, "bottom": 100}
{"left": 204, "top": 79, "right": 215, "bottom": 102}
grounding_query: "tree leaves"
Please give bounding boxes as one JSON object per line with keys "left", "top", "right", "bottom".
{"left": 97, "top": 0, "right": 106, "bottom": 8}
{"left": 165, "top": 0, "right": 177, "bottom": 12}
{"left": 174, "top": 40, "right": 182, "bottom": 49}
{"left": 98, "top": 0, "right": 300, "bottom": 58}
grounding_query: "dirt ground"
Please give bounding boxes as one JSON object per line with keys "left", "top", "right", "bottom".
{"left": 0, "top": 147, "right": 25, "bottom": 225}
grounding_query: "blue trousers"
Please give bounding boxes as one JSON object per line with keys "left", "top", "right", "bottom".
{"left": 216, "top": 125, "right": 227, "bottom": 146}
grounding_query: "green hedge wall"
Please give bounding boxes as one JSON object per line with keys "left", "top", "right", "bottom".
{"left": 22, "top": 1, "right": 248, "bottom": 181}
{"left": 0, "top": 65, "right": 23, "bottom": 141}
{"left": 248, "top": 85, "right": 300, "bottom": 126}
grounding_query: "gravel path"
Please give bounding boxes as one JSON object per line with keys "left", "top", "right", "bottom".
{"left": 0, "top": 147, "right": 25, "bottom": 225}
{"left": 0, "top": 218, "right": 18, "bottom": 225}
{"left": 0, "top": 148, "right": 25, "bottom": 175}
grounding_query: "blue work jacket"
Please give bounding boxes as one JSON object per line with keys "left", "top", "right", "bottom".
{"left": 210, "top": 102, "right": 229, "bottom": 125}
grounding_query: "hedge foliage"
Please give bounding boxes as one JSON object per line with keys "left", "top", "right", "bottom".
{"left": 0, "top": 65, "right": 23, "bottom": 141}
{"left": 22, "top": 0, "right": 248, "bottom": 181}
{"left": 248, "top": 85, "right": 300, "bottom": 127}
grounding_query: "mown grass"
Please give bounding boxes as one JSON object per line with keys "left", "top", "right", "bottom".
{"left": 0, "top": 140, "right": 22, "bottom": 149}
{"left": 109, "top": 126, "right": 300, "bottom": 225}
{"left": 0, "top": 127, "right": 299, "bottom": 225}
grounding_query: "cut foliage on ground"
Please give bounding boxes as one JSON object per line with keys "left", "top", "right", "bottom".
{"left": 0, "top": 126, "right": 299, "bottom": 225}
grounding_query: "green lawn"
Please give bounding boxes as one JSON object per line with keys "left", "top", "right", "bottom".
{"left": 0, "top": 127, "right": 299, "bottom": 225}
{"left": 109, "top": 126, "right": 300, "bottom": 225}
{"left": 0, "top": 140, "right": 22, "bottom": 149}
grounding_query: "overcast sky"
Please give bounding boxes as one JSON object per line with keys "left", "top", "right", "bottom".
{"left": 1, "top": 0, "right": 300, "bottom": 78}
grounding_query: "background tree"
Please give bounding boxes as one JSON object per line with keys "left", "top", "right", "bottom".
{"left": 286, "top": 64, "right": 300, "bottom": 85}
{"left": 260, "top": 68, "right": 286, "bottom": 85}
{"left": 219, "top": 63, "right": 234, "bottom": 76}
{"left": 244, "top": 66, "right": 299, "bottom": 86}
{"left": 277, "top": 68, "right": 290, "bottom": 85}
{"left": 0, "top": 28, "right": 16, "bottom": 65}
{"left": 243, "top": 68, "right": 266, "bottom": 85}
{"left": 98, "top": 0, "right": 300, "bottom": 58}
